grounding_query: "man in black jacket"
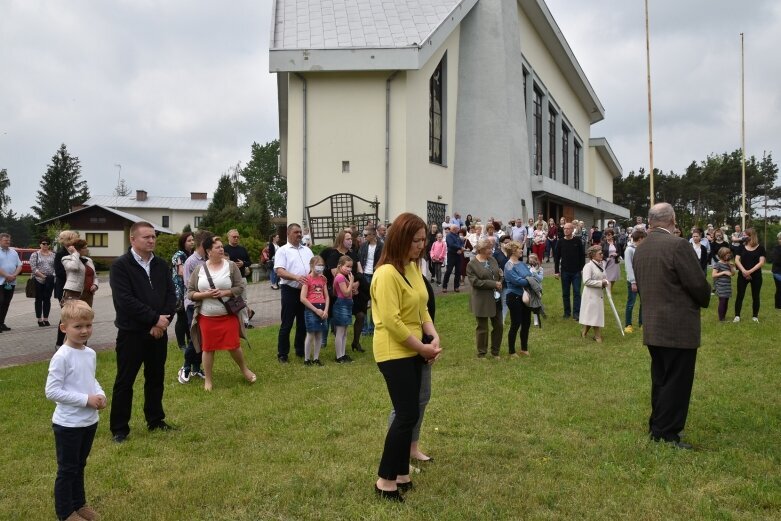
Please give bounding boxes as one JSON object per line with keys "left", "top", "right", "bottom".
{"left": 109, "top": 222, "right": 176, "bottom": 443}
{"left": 554, "top": 222, "right": 585, "bottom": 320}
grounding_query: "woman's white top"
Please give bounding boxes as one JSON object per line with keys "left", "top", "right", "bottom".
{"left": 45, "top": 344, "right": 104, "bottom": 427}
{"left": 197, "top": 260, "right": 232, "bottom": 316}
{"left": 692, "top": 242, "right": 702, "bottom": 259}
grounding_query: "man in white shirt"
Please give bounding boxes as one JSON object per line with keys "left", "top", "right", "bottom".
{"left": 274, "top": 223, "right": 314, "bottom": 363}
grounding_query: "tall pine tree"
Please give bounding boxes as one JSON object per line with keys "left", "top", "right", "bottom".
{"left": 33, "top": 144, "right": 90, "bottom": 221}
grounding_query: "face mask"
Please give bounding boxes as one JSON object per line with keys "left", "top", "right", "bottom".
{"left": 343, "top": 239, "right": 353, "bottom": 248}
{"left": 314, "top": 265, "right": 325, "bottom": 274}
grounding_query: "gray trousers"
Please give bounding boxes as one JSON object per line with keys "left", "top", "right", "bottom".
{"left": 388, "top": 363, "right": 432, "bottom": 443}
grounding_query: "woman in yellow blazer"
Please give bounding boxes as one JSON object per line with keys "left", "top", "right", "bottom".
{"left": 370, "top": 212, "right": 442, "bottom": 502}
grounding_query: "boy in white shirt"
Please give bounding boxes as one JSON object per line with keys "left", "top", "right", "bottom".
{"left": 45, "top": 300, "right": 106, "bottom": 521}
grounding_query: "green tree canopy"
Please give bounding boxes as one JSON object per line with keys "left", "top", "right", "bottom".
{"left": 33, "top": 144, "right": 90, "bottom": 221}
{"left": 614, "top": 149, "right": 780, "bottom": 231}
{"left": 0, "top": 168, "right": 10, "bottom": 214}
{"left": 240, "top": 140, "right": 285, "bottom": 237}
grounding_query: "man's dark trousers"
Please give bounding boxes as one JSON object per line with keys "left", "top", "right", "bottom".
{"left": 647, "top": 346, "right": 697, "bottom": 442}
{"left": 0, "top": 286, "right": 14, "bottom": 325}
{"left": 560, "top": 271, "right": 581, "bottom": 318}
{"left": 278, "top": 285, "right": 306, "bottom": 359}
{"left": 110, "top": 330, "right": 168, "bottom": 436}
{"left": 442, "top": 252, "right": 461, "bottom": 291}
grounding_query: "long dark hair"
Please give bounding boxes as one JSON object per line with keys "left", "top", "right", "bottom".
{"left": 376, "top": 212, "right": 426, "bottom": 274}
{"left": 178, "top": 232, "right": 193, "bottom": 253}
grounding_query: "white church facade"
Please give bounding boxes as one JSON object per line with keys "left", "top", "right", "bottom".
{"left": 270, "top": 0, "right": 628, "bottom": 242}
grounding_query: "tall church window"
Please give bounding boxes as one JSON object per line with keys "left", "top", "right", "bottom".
{"left": 548, "top": 105, "right": 557, "bottom": 179}
{"left": 429, "top": 54, "right": 446, "bottom": 165}
{"left": 574, "top": 142, "right": 581, "bottom": 190}
{"left": 562, "top": 125, "right": 570, "bottom": 185}
{"left": 533, "top": 87, "right": 543, "bottom": 176}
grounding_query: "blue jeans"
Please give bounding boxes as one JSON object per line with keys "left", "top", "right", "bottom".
{"left": 270, "top": 266, "right": 279, "bottom": 286}
{"left": 625, "top": 282, "right": 642, "bottom": 326}
{"left": 560, "top": 271, "right": 581, "bottom": 317}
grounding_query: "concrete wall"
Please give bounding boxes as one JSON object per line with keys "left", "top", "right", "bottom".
{"left": 403, "top": 26, "right": 460, "bottom": 220}
{"left": 587, "top": 147, "right": 615, "bottom": 202}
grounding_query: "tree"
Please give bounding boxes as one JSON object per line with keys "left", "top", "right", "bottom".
{"left": 0, "top": 210, "right": 37, "bottom": 246}
{"left": 113, "top": 178, "right": 132, "bottom": 197}
{"left": 240, "top": 140, "right": 285, "bottom": 236}
{"left": 32, "top": 144, "right": 90, "bottom": 221}
{"left": 0, "top": 168, "right": 10, "bottom": 215}
{"left": 201, "top": 174, "right": 238, "bottom": 233}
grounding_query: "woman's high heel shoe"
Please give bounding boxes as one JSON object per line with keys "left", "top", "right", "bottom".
{"left": 352, "top": 343, "right": 365, "bottom": 353}
{"left": 375, "top": 484, "right": 404, "bottom": 502}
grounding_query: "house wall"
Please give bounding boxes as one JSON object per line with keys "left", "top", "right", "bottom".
{"left": 588, "top": 148, "right": 615, "bottom": 202}
{"left": 285, "top": 71, "right": 388, "bottom": 224}
{"left": 116, "top": 208, "right": 202, "bottom": 233}
{"left": 517, "top": 6, "right": 591, "bottom": 156}
{"left": 401, "top": 26, "right": 459, "bottom": 220}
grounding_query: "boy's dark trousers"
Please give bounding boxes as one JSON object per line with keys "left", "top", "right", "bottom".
{"left": 53, "top": 422, "right": 97, "bottom": 520}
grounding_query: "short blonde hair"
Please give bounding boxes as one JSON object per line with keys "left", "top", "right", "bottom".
{"left": 505, "top": 240, "right": 523, "bottom": 257}
{"left": 58, "top": 230, "right": 80, "bottom": 247}
{"left": 60, "top": 300, "right": 94, "bottom": 325}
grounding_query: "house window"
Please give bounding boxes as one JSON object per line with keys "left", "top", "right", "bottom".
{"left": 88, "top": 217, "right": 106, "bottom": 224}
{"left": 429, "top": 54, "right": 446, "bottom": 165}
{"left": 574, "top": 142, "right": 581, "bottom": 190}
{"left": 562, "top": 125, "right": 570, "bottom": 186}
{"left": 548, "top": 105, "right": 557, "bottom": 179}
{"left": 194, "top": 216, "right": 203, "bottom": 229}
{"left": 85, "top": 233, "right": 108, "bottom": 248}
{"left": 532, "top": 87, "right": 543, "bottom": 176}
{"left": 162, "top": 216, "right": 170, "bottom": 228}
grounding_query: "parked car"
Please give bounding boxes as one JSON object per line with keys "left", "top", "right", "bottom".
{"left": 14, "top": 248, "right": 37, "bottom": 275}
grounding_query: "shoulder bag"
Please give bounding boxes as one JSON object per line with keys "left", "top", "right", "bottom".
{"left": 202, "top": 264, "right": 247, "bottom": 315}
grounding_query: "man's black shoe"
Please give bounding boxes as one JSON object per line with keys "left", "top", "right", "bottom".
{"left": 278, "top": 356, "right": 289, "bottom": 364}
{"left": 148, "top": 421, "right": 176, "bottom": 432}
{"left": 244, "top": 323, "right": 255, "bottom": 329}
{"left": 112, "top": 433, "right": 128, "bottom": 444}
{"left": 651, "top": 436, "right": 693, "bottom": 450}
{"left": 0, "top": 324, "right": 10, "bottom": 331}
{"left": 562, "top": 314, "right": 571, "bottom": 319}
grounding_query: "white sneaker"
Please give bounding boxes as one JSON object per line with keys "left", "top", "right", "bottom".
{"left": 752, "top": 317, "right": 759, "bottom": 323}
{"left": 177, "top": 367, "right": 190, "bottom": 384}
{"left": 733, "top": 316, "right": 740, "bottom": 323}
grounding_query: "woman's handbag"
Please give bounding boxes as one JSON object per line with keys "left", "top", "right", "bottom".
{"left": 25, "top": 278, "right": 37, "bottom": 298}
{"left": 202, "top": 264, "right": 247, "bottom": 315}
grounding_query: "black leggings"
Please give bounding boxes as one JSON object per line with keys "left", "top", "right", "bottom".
{"left": 174, "top": 307, "right": 189, "bottom": 348}
{"left": 34, "top": 276, "right": 55, "bottom": 319}
{"left": 506, "top": 292, "right": 531, "bottom": 354}
{"left": 377, "top": 356, "right": 422, "bottom": 480}
{"left": 735, "top": 274, "right": 762, "bottom": 318}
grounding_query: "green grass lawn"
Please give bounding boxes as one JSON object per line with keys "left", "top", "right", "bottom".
{"left": 1, "top": 275, "right": 779, "bottom": 520}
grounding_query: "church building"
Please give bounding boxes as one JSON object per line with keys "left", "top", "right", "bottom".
{"left": 270, "top": 0, "right": 628, "bottom": 242}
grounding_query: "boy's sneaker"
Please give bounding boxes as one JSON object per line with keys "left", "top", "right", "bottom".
{"left": 193, "top": 369, "right": 206, "bottom": 379}
{"left": 624, "top": 325, "right": 634, "bottom": 334}
{"left": 733, "top": 316, "right": 740, "bottom": 323}
{"left": 752, "top": 317, "right": 759, "bottom": 323}
{"left": 177, "top": 367, "right": 190, "bottom": 384}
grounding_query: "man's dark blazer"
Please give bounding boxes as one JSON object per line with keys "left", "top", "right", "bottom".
{"left": 634, "top": 228, "right": 711, "bottom": 349}
{"left": 110, "top": 251, "right": 176, "bottom": 332}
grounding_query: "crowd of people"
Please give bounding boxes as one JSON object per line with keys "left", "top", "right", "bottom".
{"left": 0, "top": 205, "right": 779, "bottom": 517}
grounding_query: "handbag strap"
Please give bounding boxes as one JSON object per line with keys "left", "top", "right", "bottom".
{"left": 202, "top": 263, "right": 234, "bottom": 315}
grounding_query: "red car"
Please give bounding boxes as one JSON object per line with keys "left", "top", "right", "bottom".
{"left": 14, "top": 248, "right": 37, "bottom": 275}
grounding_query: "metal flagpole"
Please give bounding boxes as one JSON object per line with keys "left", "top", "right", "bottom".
{"left": 740, "top": 33, "right": 746, "bottom": 231}
{"left": 645, "top": 0, "right": 655, "bottom": 206}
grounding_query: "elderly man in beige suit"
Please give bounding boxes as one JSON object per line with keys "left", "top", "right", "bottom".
{"left": 634, "top": 203, "right": 710, "bottom": 449}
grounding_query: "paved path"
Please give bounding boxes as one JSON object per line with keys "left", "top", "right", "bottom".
{"left": 0, "top": 278, "right": 285, "bottom": 368}
{"left": 0, "top": 272, "right": 467, "bottom": 368}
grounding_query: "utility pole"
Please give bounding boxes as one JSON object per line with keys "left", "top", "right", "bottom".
{"left": 645, "top": 0, "right": 655, "bottom": 206}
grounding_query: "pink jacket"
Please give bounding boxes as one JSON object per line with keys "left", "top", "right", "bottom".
{"left": 430, "top": 240, "right": 446, "bottom": 262}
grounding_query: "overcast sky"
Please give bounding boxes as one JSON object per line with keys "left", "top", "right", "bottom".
{"left": 1, "top": 0, "right": 779, "bottom": 216}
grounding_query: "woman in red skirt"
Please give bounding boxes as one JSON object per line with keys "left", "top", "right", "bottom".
{"left": 187, "top": 235, "right": 255, "bottom": 391}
